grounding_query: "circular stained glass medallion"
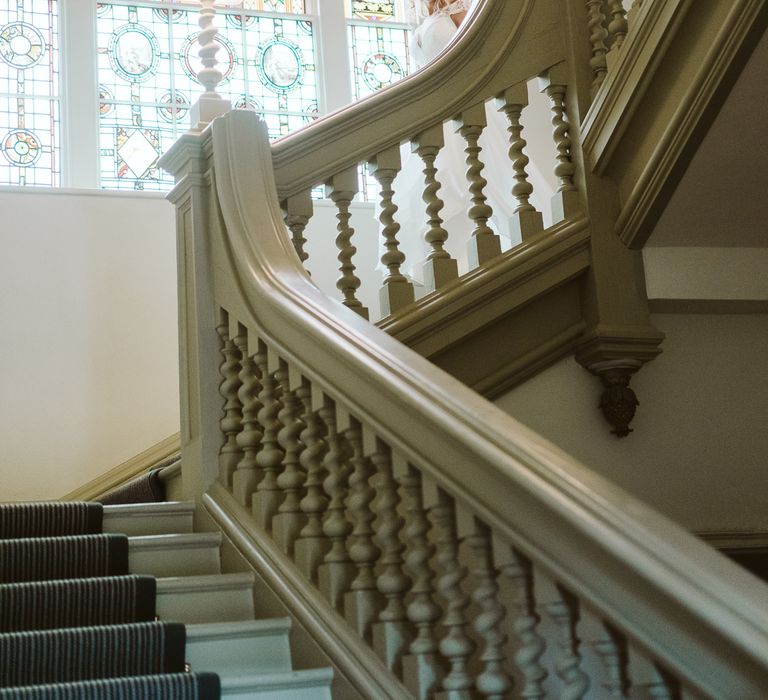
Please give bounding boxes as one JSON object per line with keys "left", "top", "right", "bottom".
{"left": 108, "top": 24, "right": 159, "bottom": 83}
{"left": 181, "top": 33, "right": 236, "bottom": 84}
{"left": 363, "top": 52, "right": 402, "bottom": 92}
{"left": 226, "top": 13, "right": 256, "bottom": 29}
{"left": 258, "top": 39, "right": 302, "bottom": 93}
{"left": 153, "top": 8, "right": 184, "bottom": 22}
{"left": 99, "top": 86, "right": 115, "bottom": 116}
{"left": 0, "top": 22, "right": 46, "bottom": 69}
{"left": 234, "top": 95, "right": 263, "bottom": 112}
{"left": 158, "top": 92, "right": 190, "bottom": 122}
{"left": 2, "top": 129, "right": 41, "bottom": 167}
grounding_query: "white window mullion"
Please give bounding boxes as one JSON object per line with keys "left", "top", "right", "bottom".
{"left": 60, "top": 0, "right": 99, "bottom": 188}
{"left": 314, "top": 0, "right": 353, "bottom": 113}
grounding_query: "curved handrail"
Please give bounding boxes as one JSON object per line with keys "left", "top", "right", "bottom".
{"left": 270, "top": 0, "right": 560, "bottom": 200}
{"left": 205, "top": 107, "right": 768, "bottom": 698}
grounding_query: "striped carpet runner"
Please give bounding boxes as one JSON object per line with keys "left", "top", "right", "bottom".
{"left": 0, "top": 576, "right": 156, "bottom": 632}
{"left": 0, "top": 622, "right": 186, "bottom": 685}
{"left": 0, "top": 673, "right": 221, "bottom": 699}
{"left": 0, "top": 502, "right": 102, "bottom": 538}
{"left": 0, "top": 502, "right": 221, "bottom": 699}
{"left": 0, "top": 534, "right": 129, "bottom": 583}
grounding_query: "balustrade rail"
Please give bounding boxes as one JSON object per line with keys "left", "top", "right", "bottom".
{"left": 160, "top": 1, "right": 768, "bottom": 697}
{"left": 271, "top": 0, "right": 578, "bottom": 322}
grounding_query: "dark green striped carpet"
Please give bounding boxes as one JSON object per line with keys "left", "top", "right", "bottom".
{"left": 0, "top": 502, "right": 220, "bottom": 699}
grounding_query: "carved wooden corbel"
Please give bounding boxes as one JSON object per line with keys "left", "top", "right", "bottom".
{"left": 575, "top": 328, "right": 664, "bottom": 437}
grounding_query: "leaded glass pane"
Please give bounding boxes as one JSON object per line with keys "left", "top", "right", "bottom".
{"left": 347, "top": 0, "right": 408, "bottom": 22}
{"left": 348, "top": 22, "right": 411, "bottom": 101}
{"left": 97, "top": 1, "right": 317, "bottom": 191}
{"left": 0, "top": 0, "right": 59, "bottom": 186}
{"left": 139, "top": 0, "right": 306, "bottom": 12}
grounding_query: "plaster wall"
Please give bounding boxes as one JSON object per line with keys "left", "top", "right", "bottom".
{"left": 494, "top": 313, "right": 768, "bottom": 533}
{"left": 0, "top": 189, "right": 179, "bottom": 500}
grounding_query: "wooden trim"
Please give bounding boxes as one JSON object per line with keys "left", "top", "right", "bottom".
{"left": 699, "top": 530, "right": 768, "bottom": 552}
{"left": 203, "top": 484, "right": 411, "bottom": 700}
{"left": 61, "top": 433, "right": 181, "bottom": 502}
{"left": 581, "top": 0, "right": 768, "bottom": 249}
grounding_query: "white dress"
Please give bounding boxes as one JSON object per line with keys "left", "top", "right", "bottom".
{"left": 386, "top": 3, "right": 554, "bottom": 285}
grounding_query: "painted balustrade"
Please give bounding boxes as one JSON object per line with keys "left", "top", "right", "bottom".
{"left": 159, "top": 0, "right": 768, "bottom": 696}
{"left": 161, "top": 102, "right": 768, "bottom": 697}
{"left": 267, "top": 0, "right": 578, "bottom": 322}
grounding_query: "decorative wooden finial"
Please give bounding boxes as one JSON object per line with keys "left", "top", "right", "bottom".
{"left": 189, "top": 0, "right": 232, "bottom": 131}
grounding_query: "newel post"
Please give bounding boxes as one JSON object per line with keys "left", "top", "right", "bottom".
{"left": 555, "top": 6, "right": 665, "bottom": 437}
{"left": 159, "top": 132, "right": 223, "bottom": 500}
{"left": 157, "top": 0, "right": 233, "bottom": 498}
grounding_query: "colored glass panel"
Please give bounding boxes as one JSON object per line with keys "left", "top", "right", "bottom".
{"left": 348, "top": 22, "right": 411, "bottom": 101}
{"left": 0, "top": 0, "right": 59, "bottom": 186}
{"left": 347, "top": 0, "right": 409, "bottom": 22}
{"left": 97, "top": 1, "right": 317, "bottom": 191}
{"left": 135, "top": 0, "right": 306, "bottom": 13}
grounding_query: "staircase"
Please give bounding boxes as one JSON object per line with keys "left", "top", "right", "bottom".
{"left": 7, "top": 0, "right": 766, "bottom": 697}
{"left": 0, "top": 500, "right": 333, "bottom": 699}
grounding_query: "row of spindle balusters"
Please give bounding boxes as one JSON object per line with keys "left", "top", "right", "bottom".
{"left": 586, "top": 0, "right": 644, "bottom": 97}
{"left": 215, "top": 312, "right": 692, "bottom": 699}
{"left": 281, "top": 67, "right": 579, "bottom": 321}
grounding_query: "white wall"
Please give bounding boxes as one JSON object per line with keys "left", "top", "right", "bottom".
{"left": 494, "top": 313, "right": 768, "bottom": 533}
{"left": 0, "top": 188, "right": 179, "bottom": 500}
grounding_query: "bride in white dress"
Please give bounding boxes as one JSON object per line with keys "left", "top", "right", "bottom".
{"left": 387, "top": 0, "right": 554, "bottom": 287}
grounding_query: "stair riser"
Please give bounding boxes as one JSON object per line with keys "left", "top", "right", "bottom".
{"left": 129, "top": 545, "right": 221, "bottom": 577}
{"left": 157, "top": 587, "right": 255, "bottom": 623}
{"left": 104, "top": 513, "right": 194, "bottom": 536}
{"left": 186, "top": 634, "right": 293, "bottom": 675}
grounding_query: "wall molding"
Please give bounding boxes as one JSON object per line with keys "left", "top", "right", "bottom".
{"left": 61, "top": 433, "right": 181, "bottom": 502}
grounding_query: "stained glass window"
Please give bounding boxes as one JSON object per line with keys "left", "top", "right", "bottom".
{"left": 0, "top": 0, "right": 59, "bottom": 187}
{"left": 97, "top": 1, "right": 317, "bottom": 191}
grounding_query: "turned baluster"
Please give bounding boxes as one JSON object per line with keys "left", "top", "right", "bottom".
{"left": 414, "top": 124, "right": 458, "bottom": 291}
{"left": 317, "top": 399, "right": 355, "bottom": 610}
{"left": 494, "top": 543, "right": 548, "bottom": 698}
{"left": 369, "top": 145, "right": 414, "bottom": 316}
{"left": 400, "top": 467, "right": 442, "bottom": 698}
{"left": 294, "top": 381, "right": 329, "bottom": 582}
{"left": 282, "top": 190, "right": 313, "bottom": 269}
{"left": 541, "top": 582, "right": 590, "bottom": 699}
{"left": 586, "top": 0, "right": 609, "bottom": 96}
{"left": 327, "top": 168, "right": 368, "bottom": 319}
{"left": 497, "top": 83, "right": 544, "bottom": 242}
{"left": 272, "top": 362, "right": 307, "bottom": 556}
{"left": 606, "top": 0, "right": 628, "bottom": 58}
{"left": 432, "top": 490, "right": 474, "bottom": 696}
{"left": 343, "top": 420, "right": 382, "bottom": 643}
{"left": 370, "top": 443, "right": 411, "bottom": 674}
{"left": 216, "top": 320, "right": 243, "bottom": 488}
{"left": 467, "top": 520, "right": 512, "bottom": 698}
{"left": 252, "top": 345, "right": 285, "bottom": 531}
{"left": 456, "top": 102, "right": 501, "bottom": 268}
{"left": 592, "top": 621, "right": 630, "bottom": 697}
{"left": 231, "top": 328, "right": 264, "bottom": 506}
{"left": 540, "top": 66, "right": 579, "bottom": 221}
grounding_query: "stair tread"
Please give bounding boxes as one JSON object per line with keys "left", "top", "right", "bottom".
{"left": 128, "top": 533, "right": 222, "bottom": 549}
{"left": 220, "top": 668, "right": 334, "bottom": 689}
{"left": 186, "top": 618, "right": 291, "bottom": 639}
{"left": 156, "top": 572, "right": 255, "bottom": 591}
{"left": 103, "top": 501, "right": 195, "bottom": 516}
